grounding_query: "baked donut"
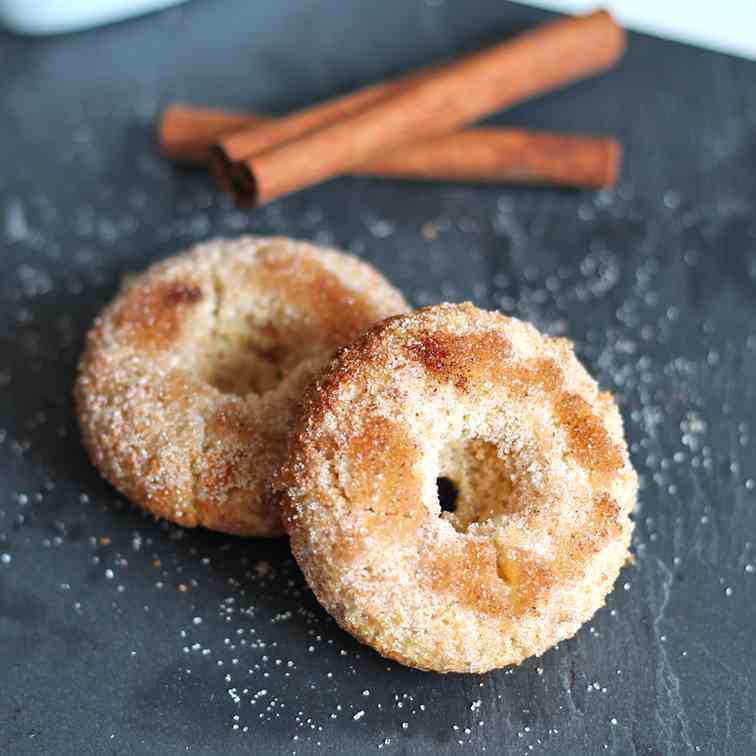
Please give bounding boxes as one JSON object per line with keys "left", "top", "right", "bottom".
{"left": 280, "top": 303, "right": 637, "bottom": 672}
{"left": 75, "top": 236, "right": 408, "bottom": 536}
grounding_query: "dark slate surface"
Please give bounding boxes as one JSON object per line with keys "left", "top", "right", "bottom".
{"left": 1, "top": 1, "right": 755, "bottom": 754}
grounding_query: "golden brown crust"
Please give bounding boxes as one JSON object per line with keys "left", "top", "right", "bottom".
{"left": 75, "top": 236, "right": 408, "bottom": 536}
{"left": 279, "top": 303, "right": 637, "bottom": 672}
{"left": 111, "top": 280, "right": 205, "bottom": 351}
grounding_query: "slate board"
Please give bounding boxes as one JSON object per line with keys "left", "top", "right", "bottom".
{"left": 1, "top": 1, "right": 755, "bottom": 754}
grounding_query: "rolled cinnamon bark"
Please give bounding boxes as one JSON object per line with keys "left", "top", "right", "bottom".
{"left": 359, "top": 129, "right": 622, "bottom": 188}
{"left": 217, "top": 68, "right": 433, "bottom": 165}
{"left": 218, "top": 9, "right": 625, "bottom": 205}
{"left": 159, "top": 106, "right": 265, "bottom": 163}
{"left": 160, "top": 105, "right": 621, "bottom": 188}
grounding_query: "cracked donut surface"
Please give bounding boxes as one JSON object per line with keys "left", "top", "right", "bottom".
{"left": 75, "top": 236, "right": 408, "bottom": 536}
{"left": 280, "top": 303, "right": 637, "bottom": 672}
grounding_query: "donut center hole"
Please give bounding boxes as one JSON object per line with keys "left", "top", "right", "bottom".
{"left": 198, "top": 313, "right": 298, "bottom": 397}
{"left": 436, "top": 477, "right": 459, "bottom": 513}
{"left": 203, "top": 340, "right": 284, "bottom": 396}
{"left": 193, "top": 274, "right": 328, "bottom": 398}
{"left": 437, "top": 438, "right": 520, "bottom": 533}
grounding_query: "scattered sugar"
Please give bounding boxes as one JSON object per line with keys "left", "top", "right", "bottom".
{"left": 4, "top": 199, "right": 29, "bottom": 241}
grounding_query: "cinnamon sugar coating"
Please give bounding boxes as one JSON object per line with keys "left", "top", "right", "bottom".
{"left": 75, "top": 236, "right": 408, "bottom": 536}
{"left": 279, "top": 303, "right": 637, "bottom": 672}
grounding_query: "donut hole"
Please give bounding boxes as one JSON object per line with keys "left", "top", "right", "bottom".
{"left": 436, "top": 477, "right": 459, "bottom": 513}
{"left": 197, "top": 315, "right": 296, "bottom": 397}
{"left": 437, "top": 438, "right": 520, "bottom": 533}
{"left": 202, "top": 338, "right": 284, "bottom": 396}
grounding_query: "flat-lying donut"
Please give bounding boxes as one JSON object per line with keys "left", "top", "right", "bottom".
{"left": 75, "top": 236, "right": 408, "bottom": 536}
{"left": 280, "top": 303, "right": 637, "bottom": 672}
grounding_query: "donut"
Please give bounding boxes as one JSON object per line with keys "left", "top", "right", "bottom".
{"left": 75, "top": 236, "right": 408, "bottom": 536}
{"left": 280, "top": 303, "right": 637, "bottom": 672}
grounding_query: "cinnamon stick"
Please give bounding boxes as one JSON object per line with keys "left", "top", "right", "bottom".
{"left": 159, "top": 106, "right": 266, "bottom": 163}
{"left": 210, "top": 68, "right": 435, "bottom": 196}
{"left": 360, "top": 129, "right": 622, "bottom": 188}
{"left": 217, "top": 9, "right": 625, "bottom": 205}
{"left": 160, "top": 105, "right": 621, "bottom": 188}
{"left": 217, "top": 68, "right": 434, "bottom": 165}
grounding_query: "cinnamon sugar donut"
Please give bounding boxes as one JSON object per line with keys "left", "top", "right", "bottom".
{"left": 75, "top": 236, "right": 408, "bottom": 536}
{"left": 280, "top": 303, "right": 637, "bottom": 672}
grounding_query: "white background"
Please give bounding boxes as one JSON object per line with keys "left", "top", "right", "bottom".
{"left": 520, "top": 1, "right": 756, "bottom": 60}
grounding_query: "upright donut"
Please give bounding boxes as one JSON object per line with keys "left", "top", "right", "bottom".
{"left": 281, "top": 303, "right": 637, "bottom": 672}
{"left": 76, "top": 236, "right": 408, "bottom": 536}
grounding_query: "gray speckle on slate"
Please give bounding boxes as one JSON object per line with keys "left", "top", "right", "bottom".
{"left": 1, "top": 1, "right": 756, "bottom": 755}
